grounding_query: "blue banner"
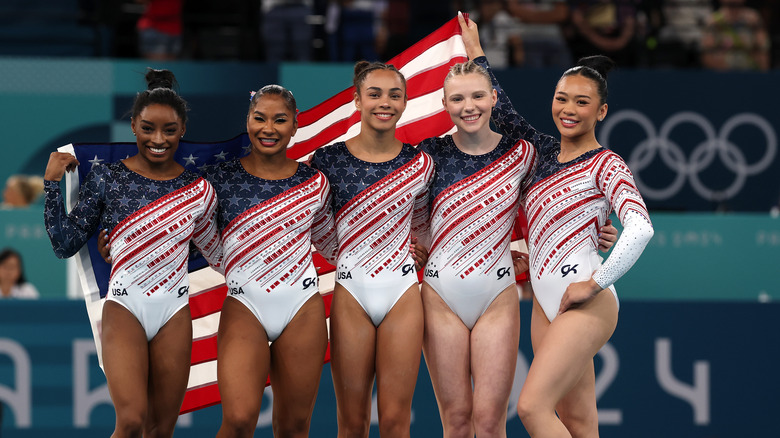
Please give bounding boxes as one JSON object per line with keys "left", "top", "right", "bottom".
{"left": 1, "top": 300, "right": 777, "bottom": 437}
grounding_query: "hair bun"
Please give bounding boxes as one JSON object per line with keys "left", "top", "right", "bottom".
{"left": 576, "top": 55, "right": 615, "bottom": 80}
{"left": 145, "top": 68, "right": 177, "bottom": 91}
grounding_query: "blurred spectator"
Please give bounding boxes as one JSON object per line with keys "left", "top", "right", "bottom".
{"left": 2, "top": 175, "right": 44, "bottom": 209}
{"left": 568, "top": 0, "right": 639, "bottom": 67}
{"left": 469, "top": 0, "right": 525, "bottom": 68}
{"left": 326, "top": 0, "right": 386, "bottom": 62}
{"left": 507, "top": 0, "right": 572, "bottom": 68}
{"left": 700, "top": 0, "right": 770, "bottom": 71}
{"left": 0, "top": 248, "right": 39, "bottom": 299}
{"left": 136, "top": 0, "right": 183, "bottom": 60}
{"left": 263, "top": 0, "right": 314, "bottom": 62}
{"left": 377, "top": 0, "right": 411, "bottom": 60}
{"left": 643, "top": 0, "right": 713, "bottom": 68}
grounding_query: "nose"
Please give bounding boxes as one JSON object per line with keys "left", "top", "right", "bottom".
{"left": 152, "top": 129, "right": 165, "bottom": 144}
{"left": 262, "top": 119, "right": 275, "bottom": 133}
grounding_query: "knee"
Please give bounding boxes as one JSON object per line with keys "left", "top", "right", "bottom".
{"left": 337, "top": 412, "right": 370, "bottom": 438}
{"left": 378, "top": 406, "right": 412, "bottom": 437}
{"left": 472, "top": 404, "right": 505, "bottom": 436}
{"left": 440, "top": 405, "right": 472, "bottom": 436}
{"left": 273, "top": 415, "right": 311, "bottom": 438}
{"left": 516, "top": 393, "right": 542, "bottom": 426}
{"left": 221, "top": 409, "right": 260, "bottom": 437}
{"left": 114, "top": 411, "right": 145, "bottom": 438}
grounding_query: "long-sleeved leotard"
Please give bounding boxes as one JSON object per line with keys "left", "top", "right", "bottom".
{"left": 311, "top": 142, "right": 434, "bottom": 326}
{"left": 418, "top": 133, "right": 535, "bottom": 329}
{"left": 477, "top": 55, "right": 654, "bottom": 322}
{"left": 203, "top": 159, "right": 337, "bottom": 341}
{"left": 44, "top": 161, "right": 222, "bottom": 339}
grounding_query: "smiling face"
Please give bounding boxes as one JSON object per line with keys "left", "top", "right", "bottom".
{"left": 443, "top": 72, "right": 497, "bottom": 135}
{"left": 246, "top": 93, "right": 298, "bottom": 158}
{"left": 551, "top": 74, "right": 607, "bottom": 144}
{"left": 355, "top": 69, "right": 407, "bottom": 133}
{"left": 131, "top": 103, "right": 185, "bottom": 165}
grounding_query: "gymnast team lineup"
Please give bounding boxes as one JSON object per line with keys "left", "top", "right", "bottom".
{"left": 42, "top": 11, "right": 653, "bottom": 438}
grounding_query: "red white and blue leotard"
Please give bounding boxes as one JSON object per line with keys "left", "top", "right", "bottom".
{"left": 311, "top": 142, "right": 434, "bottom": 326}
{"left": 418, "top": 134, "right": 535, "bottom": 329}
{"left": 478, "top": 55, "right": 654, "bottom": 322}
{"left": 44, "top": 162, "right": 222, "bottom": 340}
{"left": 203, "top": 160, "right": 337, "bottom": 341}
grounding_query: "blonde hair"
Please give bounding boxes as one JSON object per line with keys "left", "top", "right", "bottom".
{"left": 443, "top": 60, "right": 491, "bottom": 89}
{"left": 5, "top": 175, "right": 44, "bottom": 206}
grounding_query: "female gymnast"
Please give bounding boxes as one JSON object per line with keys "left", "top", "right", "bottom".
{"left": 416, "top": 13, "right": 617, "bottom": 438}
{"left": 205, "top": 85, "right": 338, "bottom": 438}
{"left": 44, "top": 69, "right": 222, "bottom": 438}
{"left": 310, "top": 61, "right": 433, "bottom": 438}
{"left": 462, "top": 17, "right": 654, "bottom": 438}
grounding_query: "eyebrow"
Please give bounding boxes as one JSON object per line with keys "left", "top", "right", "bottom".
{"left": 140, "top": 119, "right": 179, "bottom": 127}
{"left": 366, "top": 86, "right": 404, "bottom": 93}
{"left": 555, "top": 91, "right": 592, "bottom": 99}
{"left": 253, "top": 110, "right": 290, "bottom": 118}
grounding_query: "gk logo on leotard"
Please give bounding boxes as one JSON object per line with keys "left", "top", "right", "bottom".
{"left": 177, "top": 286, "right": 189, "bottom": 298}
{"left": 229, "top": 287, "right": 244, "bottom": 295}
{"left": 337, "top": 271, "right": 352, "bottom": 280}
{"left": 425, "top": 269, "right": 439, "bottom": 278}
{"left": 496, "top": 267, "right": 512, "bottom": 280}
{"left": 561, "top": 264, "right": 578, "bottom": 277}
{"left": 302, "top": 277, "right": 318, "bottom": 289}
{"left": 401, "top": 264, "right": 414, "bottom": 276}
{"left": 111, "top": 288, "right": 128, "bottom": 296}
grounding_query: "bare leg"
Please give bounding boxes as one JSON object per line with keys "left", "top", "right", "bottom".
{"left": 145, "top": 305, "right": 193, "bottom": 438}
{"left": 270, "top": 293, "right": 329, "bottom": 438}
{"left": 517, "top": 292, "right": 618, "bottom": 438}
{"left": 471, "top": 286, "right": 520, "bottom": 438}
{"left": 421, "top": 283, "right": 474, "bottom": 438}
{"left": 330, "top": 283, "right": 377, "bottom": 438}
{"left": 556, "top": 360, "right": 598, "bottom": 438}
{"left": 102, "top": 301, "right": 149, "bottom": 438}
{"left": 375, "top": 284, "right": 424, "bottom": 438}
{"left": 216, "top": 297, "right": 271, "bottom": 438}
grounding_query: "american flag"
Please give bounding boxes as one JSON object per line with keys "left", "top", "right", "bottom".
{"left": 63, "top": 15, "right": 531, "bottom": 414}
{"left": 61, "top": 16, "right": 475, "bottom": 414}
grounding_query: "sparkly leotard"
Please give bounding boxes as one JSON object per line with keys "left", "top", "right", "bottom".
{"left": 418, "top": 133, "right": 535, "bottom": 329}
{"left": 203, "top": 160, "right": 337, "bottom": 341}
{"left": 477, "top": 55, "right": 654, "bottom": 322}
{"left": 311, "top": 142, "right": 434, "bottom": 326}
{"left": 45, "top": 162, "right": 222, "bottom": 339}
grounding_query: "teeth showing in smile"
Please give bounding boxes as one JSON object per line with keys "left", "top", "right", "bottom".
{"left": 463, "top": 114, "right": 480, "bottom": 121}
{"left": 375, "top": 113, "right": 392, "bottom": 120}
{"left": 150, "top": 147, "right": 167, "bottom": 153}
{"left": 561, "top": 119, "right": 578, "bottom": 125}
{"left": 260, "top": 138, "right": 277, "bottom": 145}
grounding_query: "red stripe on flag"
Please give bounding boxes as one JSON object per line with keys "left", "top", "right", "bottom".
{"left": 192, "top": 334, "right": 218, "bottom": 365}
{"left": 189, "top": 285, "right": 228, "bottom": 319}
{"left": 181, "top": 384, "right": 221, "bottom": 414}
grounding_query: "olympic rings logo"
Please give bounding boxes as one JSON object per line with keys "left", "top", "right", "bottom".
{"left": 599, "top": 110, "right": 777, "bottom": 201}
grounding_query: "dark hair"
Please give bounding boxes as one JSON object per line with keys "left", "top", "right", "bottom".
{"left": 353, "top": 60, "right": 407, "bottom": 95}
{"left": 561, "top": 55, "right": 615, "bottom": 105}
{"left": 248, "top": 84, "right": 298, "bottom": 120}
{"left": 131, "top": 68, "right": 188, "bottom": 123}
{"left": 0, "top": 248, "right": 25, "bottom": 285}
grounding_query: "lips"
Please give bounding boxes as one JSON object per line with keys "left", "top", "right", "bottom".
{"left": 148, "top": 146, "right": 168, "bottom": 155}
{"left": 259, "top": 138, "right": 278, "bottom": 146}
{"left": 462, "top": 114, "right": 480, "bottom": 122}
{"left": 374, "top": 113, "right": 393, "bottom": 121}
{"left": 560, "top": 118, "right": 579, "bottom": 128}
